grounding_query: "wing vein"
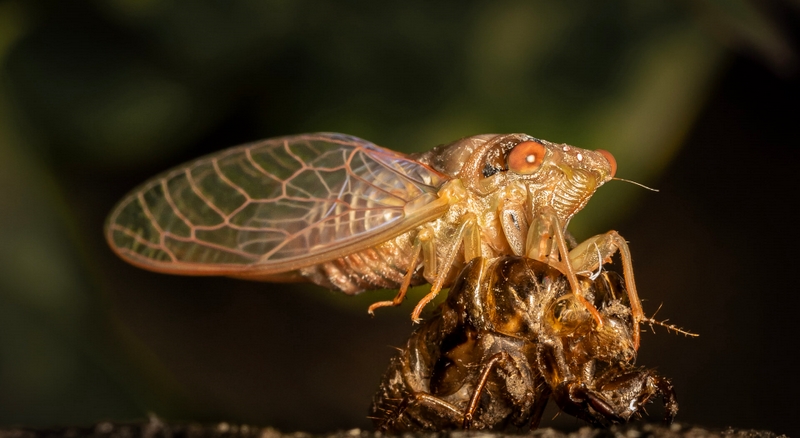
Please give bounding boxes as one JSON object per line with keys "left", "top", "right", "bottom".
{"left": 161, "top": 178, "right": 195, "bottom": 236}
{"left": 185, "top": 167, "right": 227, "bottom": 221}
{"left": 135, "top": 190, "right": 177, "bottom": 262}
{"left": 245, "top": 148, "right": 283, "bottom": 183}
{"left": 211, "top": 158, "right": 254, "bottom": 220}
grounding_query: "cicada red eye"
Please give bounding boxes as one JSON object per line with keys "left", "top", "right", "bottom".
{"left": 507, "top": 141, "right": 547, "bottom": 174}
{"left": 596, "top": 149, "right": 617, "bottom": 178}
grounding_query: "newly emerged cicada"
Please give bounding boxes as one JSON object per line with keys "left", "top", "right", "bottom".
{"left": 106, "top": 133, "right": 644, "bottom": 346}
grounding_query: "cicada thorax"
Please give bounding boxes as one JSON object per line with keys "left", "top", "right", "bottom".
{"left": 364, "top": 133, "right": 620, "bottom": 321}
{"left": 414, "top": 133, "right": 616, "bottom": 257}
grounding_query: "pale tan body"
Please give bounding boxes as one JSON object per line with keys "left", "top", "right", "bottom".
{"left": 106, "top": 132, "right": 643, "bottom": 347}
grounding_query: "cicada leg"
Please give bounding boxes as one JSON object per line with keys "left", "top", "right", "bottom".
{"left": 410, "top": 213, "right": 481, "bottom": 322}
{"left": 568, "top": 231, "right": 644, "bottom": 350}
{"left": 524, "top": 206, "right": 606, "bottom": 331}
{"left": 369, "top": 179, "right": 475, "bottom": 318}
{"left": 367, "top": 227, "right": 433, "bottom": 315}
{"left": 367, "top": 213, "right": 476, "bottom": 317}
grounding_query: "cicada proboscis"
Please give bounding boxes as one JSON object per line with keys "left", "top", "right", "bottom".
{"left": 105, "top": 133, "right": 644, "bottom": 347}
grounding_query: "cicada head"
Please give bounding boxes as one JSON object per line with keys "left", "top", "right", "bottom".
{"left": 414, "top": 134, "right": 617, "bottom": 224}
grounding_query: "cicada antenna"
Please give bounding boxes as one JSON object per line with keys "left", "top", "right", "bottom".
{"left": 642, "top": 303, "right": 698, "bottom": 337}
{"left": 612, "top": 177, "right": 660, "bottom": 192}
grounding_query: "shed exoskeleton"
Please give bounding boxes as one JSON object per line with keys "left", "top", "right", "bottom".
{"left": 371, "top": 256, "right": 677, "bottom": 432}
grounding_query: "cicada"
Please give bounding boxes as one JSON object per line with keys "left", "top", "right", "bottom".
{"left": 105, "top": 133, "right": 644, "bottom": 346}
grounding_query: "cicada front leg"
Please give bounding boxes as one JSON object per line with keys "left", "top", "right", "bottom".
{"left": 522, "top": 206, "right": 608, "bottom": 333}
{"left": 567, "top": 230, "right": 644, "bottom": 350}
{"left": 523, "top": 205, "right": 644, "bottom": 350}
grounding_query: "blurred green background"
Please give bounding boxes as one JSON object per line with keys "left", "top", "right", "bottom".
{"left": 1, "top": 0, "right": 799, "bottom": 435}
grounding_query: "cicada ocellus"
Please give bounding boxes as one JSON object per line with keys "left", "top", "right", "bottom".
{"left": 105, "top": 133, "right": 644, "bottom": 347}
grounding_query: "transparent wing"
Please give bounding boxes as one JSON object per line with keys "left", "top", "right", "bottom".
{"left": 106, "top": 133, "right": 449, "bottom": 276}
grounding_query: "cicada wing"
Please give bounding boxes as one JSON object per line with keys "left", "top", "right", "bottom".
{"left": 105, "top": 133, "right": 450, "bottom": 277}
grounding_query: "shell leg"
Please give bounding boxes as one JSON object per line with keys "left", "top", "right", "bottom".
{"left": 463, "top": 350, "right": 532, "bottom": 429}
{"left": 374, "top": 390, "right": 467, "bottom": 432}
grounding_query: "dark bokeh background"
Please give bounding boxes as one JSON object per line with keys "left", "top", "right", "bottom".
{"left": 0, "top": 0, "right": 798, "bottom": 436}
